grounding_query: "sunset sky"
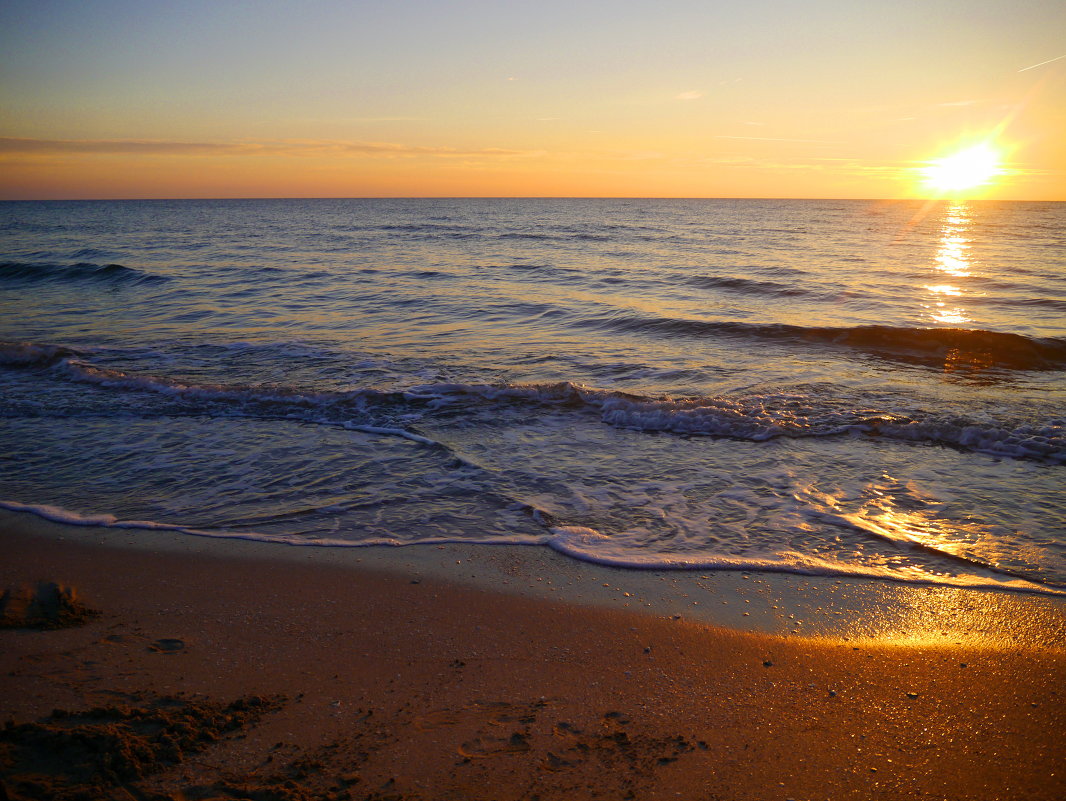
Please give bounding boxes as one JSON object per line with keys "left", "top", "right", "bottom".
{"left": 1, "top": 0, "right": 1064, "bottom": 200}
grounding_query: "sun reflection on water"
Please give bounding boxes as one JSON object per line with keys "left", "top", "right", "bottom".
{"left": 925, "top": 201, "right": 974, "bottom": 326}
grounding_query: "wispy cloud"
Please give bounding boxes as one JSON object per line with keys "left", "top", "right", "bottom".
{"left": 0, "top": 138, "right": 238, "bottom": 155}
{"left": 0, "top": 137, "right": 535, "bottom": 159}
{"left": 1018, "top": 53, "right": 1066, "bottom": 73}
{"left": 698, "top": 154, "right": 908, "bottom": 177}
{"left": 714, "top": 135, "right": 841, "bottom": 144}
{"left": 348, "top": 116, "right": 427, "bottom": 123}
{"left": 674, "top": 91, "right": 703, "bottom": 101}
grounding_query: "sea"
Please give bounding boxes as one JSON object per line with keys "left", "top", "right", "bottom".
{"left": 1, "top": 198, "right": 1064, "bottom": 596}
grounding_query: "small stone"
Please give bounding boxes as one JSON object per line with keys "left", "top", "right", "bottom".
{"left": 906, "top": 692, "right": 919, "bottom": 699}
{"left": 149, "top": 638, "right": 186, "bottom": 654}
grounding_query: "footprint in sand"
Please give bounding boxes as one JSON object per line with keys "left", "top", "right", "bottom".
{"left": 149, "top": 638, "right": 186, "bottom": 654}
{"left": 543, "top": 751, "right": 578, "bottom": 771}
{"left": 413, "top": 708, "right": 463, "bottom": 731}
{"left": 416, "top": 699, "right": 547, "bottom": 732}
{"left": 458, "top": 731, "right": 531, "bottom": 757}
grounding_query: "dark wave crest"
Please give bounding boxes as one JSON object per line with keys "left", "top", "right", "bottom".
{"left": 0, "top": 261, "right": 168, "bottom": 285}
{"left": 575, "top": 314, "right": 1066, "bottom": 371}
{"left": 684, "top": 274, "right": 812, "bottom": 297}
{"left": 0, "top": 341, "right": 85, "bottom": 368}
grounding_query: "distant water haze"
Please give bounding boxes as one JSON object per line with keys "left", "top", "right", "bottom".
{"left": 1, "top": 198, "right": 1064, "bottom": 593}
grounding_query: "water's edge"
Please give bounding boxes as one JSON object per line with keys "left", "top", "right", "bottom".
{"left": 3, "top": 506, "right": 1065, "bottom": 654}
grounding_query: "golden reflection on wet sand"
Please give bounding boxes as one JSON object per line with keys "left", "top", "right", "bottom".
{"left": 832, "top": 584, "right": 1066, "bottom": 650}
{"left": 824, "top": 476, "right": 1065, "bottom": 647}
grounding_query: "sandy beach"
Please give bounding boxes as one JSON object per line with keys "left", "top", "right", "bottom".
{"left": 1, "top": 510, "right": 1063, "bottom": 801}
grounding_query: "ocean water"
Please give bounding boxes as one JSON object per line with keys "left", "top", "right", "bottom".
{"left": 2, "top": 198, "right": 1064, "bottom": 595}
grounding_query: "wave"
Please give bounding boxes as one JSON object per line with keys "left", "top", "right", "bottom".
{"left": 408, "top": 381, "right": 1066, "bottom": 464}
{"left": 0, "top": 341, "right": 86, "bottom": 368}
{"left": 5, "top": 342, "right": 1062, "bottom": 464}
{"left": 0, "top": 261, "right": 168, "bottom": 285}
{"left": 369, "top": 223, "right": 611, "bottom": 244}
{"left": 573, "top": 315, "right": 1066, "bottom": 371}
{"left": 684, "top": 274, "right": 812, "bottom": 297}
{"left": 982, "top": 296, "right": 1066, "bottom": 312}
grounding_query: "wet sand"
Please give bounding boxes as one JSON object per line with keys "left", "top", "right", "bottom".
{"left": 1, "top": 510, "right": 1064, "bottom": 800}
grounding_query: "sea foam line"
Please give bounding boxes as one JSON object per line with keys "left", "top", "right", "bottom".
{"left": 1, "top": 499, "right": 1062, "bottom": 597}
{"left": 547, "top": 525, "right": 1065, "bottom": 597}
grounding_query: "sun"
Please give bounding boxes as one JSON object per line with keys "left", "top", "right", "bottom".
{"left": 920, "top": 143, "right": 1002, "bottom": 195}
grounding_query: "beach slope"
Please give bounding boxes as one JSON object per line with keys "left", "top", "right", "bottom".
{"left": 1, "top": 513, "right": 1063, "bottom": 801}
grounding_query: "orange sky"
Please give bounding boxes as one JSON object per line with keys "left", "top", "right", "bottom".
{"left": 2, "top": 1, "right": 1064, "bottom": 200}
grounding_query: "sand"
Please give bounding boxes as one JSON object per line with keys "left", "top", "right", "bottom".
{"left": 1, "top": 511, "right": 1064, "bottom": 800}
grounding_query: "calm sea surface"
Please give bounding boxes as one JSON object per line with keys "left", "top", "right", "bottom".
{"left": 2, "top": 198, "right": 1064, "bottom": 593}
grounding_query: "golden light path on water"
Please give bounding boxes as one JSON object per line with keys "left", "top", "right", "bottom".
{"left": 925, "top": 201, "right": 973, "bottom": 326}
{"left": 842, "top": 203, "right": 1003, "bottom": 589}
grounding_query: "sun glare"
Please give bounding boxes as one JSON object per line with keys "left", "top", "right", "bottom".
{"left": 921, "top": 143, "right": 1002, "bottom": 195}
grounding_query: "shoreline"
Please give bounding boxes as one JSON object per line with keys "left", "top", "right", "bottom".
{"left": 2, "top": 509, "right": 1065, "bottom": 799}
{"left": 3, "top": 508, "right": 1065, "bottom": 650}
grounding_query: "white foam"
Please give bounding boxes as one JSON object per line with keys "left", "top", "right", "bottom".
{"left": 546, "top": 525, "right": 1065, "bottom": 596}
{"left": 3, "top": 496, "right": 1062, "bottom": 597}
{"left": 0, "top": 499, "right": 548, "bottom": 549}
{"left": 342, "top": 423, "right": 439, "bottom": 446}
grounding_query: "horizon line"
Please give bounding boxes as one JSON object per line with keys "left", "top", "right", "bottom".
{"left": 1, "top": 195, "right": 1060, "bottom": 203}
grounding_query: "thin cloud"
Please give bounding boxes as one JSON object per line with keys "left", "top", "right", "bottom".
{"left": 0, "top": 137, "right": 534, "bottom": 159}
{"left": 1018, "top": 53, "right": 1066, "bottom": 73}
{"left": 674, "top": 91, "right": 703, "bottom": 100}
{"left": 349, "top": 116, "right": 427, "bottom": 123}
{"left": 620, "top": 150, "right": 665, "bottom": 161}
{"left": 0, "top": 138, "right": 238, "bottom": 155}
{"left": 714, "top": 135, "right": 841, "bottom": 144}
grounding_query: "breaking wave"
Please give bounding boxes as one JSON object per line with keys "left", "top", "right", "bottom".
{"left": 3, "top": 342, "right": 1063, "bottom": 464}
